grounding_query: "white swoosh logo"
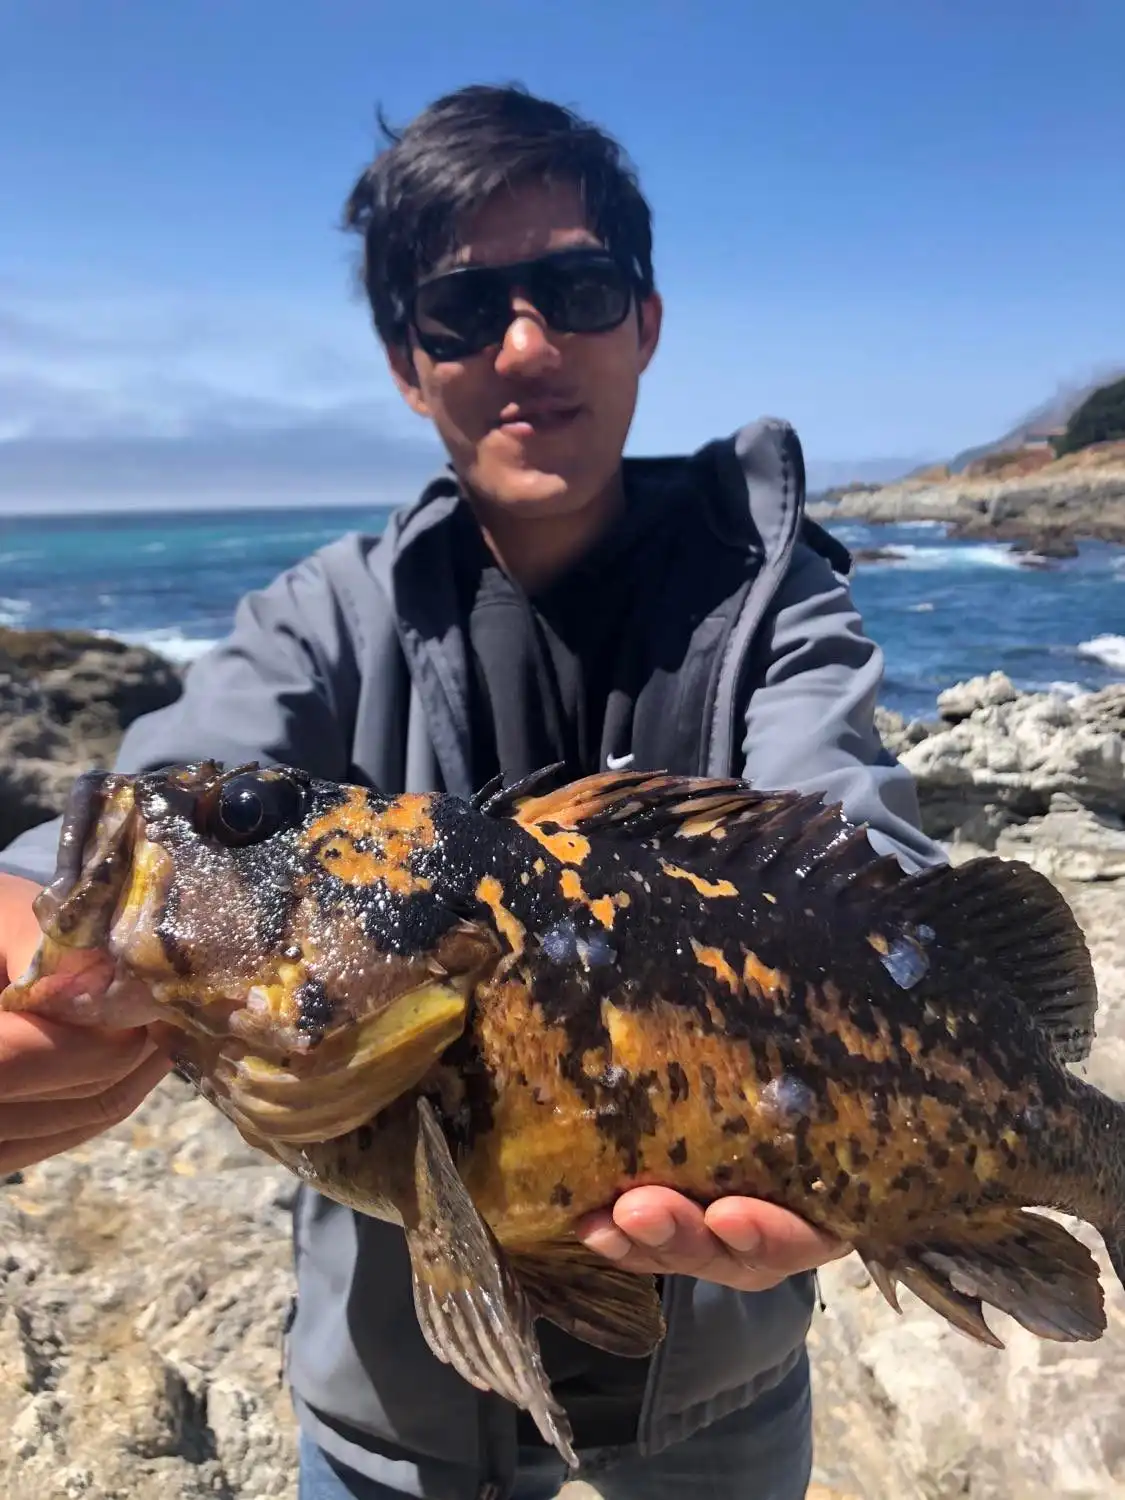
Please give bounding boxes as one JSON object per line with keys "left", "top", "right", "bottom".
{"left": 606, "top": 752, "right": 635, "bottom": 771}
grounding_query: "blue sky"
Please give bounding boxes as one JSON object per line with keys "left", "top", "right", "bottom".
{"left": 2, "top": 0, "right": 1123, "bottom": 510}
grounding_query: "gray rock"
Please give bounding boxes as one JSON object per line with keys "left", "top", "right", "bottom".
{"left": 0, "top": 627, "right": 182, "bottom": 847}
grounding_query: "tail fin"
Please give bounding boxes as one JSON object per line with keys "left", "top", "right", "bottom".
{"left": 861, "top": 1207, "right": 1106, "bottom": 1346}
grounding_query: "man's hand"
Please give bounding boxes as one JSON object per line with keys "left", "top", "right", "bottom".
{"left": 576, "top": 1185, "right": 849, "bottom": 1291}
{"left": 0, "top": 872, "right": 172, "bottom": 1176}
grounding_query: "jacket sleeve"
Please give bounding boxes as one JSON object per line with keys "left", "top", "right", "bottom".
{"left": 739, "top": 542, "right": 946, "bottom": 874}
{"left": 0, "top": 548, "right": 359, "bottom": 886}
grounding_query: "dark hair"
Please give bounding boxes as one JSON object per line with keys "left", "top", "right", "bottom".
{"left": 342, "top": 83, "right": 655, "bottom": 349}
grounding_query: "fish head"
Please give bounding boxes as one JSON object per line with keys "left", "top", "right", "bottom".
{"left": 7, "top": 761, "right": 498, "bottom": 1143}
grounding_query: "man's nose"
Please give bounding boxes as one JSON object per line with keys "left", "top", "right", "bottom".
{"left": 493, "top": 297, "right": 562, "bottom": 378}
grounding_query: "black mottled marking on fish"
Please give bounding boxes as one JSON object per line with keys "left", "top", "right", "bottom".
{"left": 751, "top": 1044, "right": 775, "bottom": 1084}
{"left": 355, "top": 1123, "right": 375, "bottom": 1152}
{"left": 890, "top": 1164, "right": 931, "bottom": 1193}
{"left": 241, "top": 843, "right": 305, "bottom": 958}
{"left": 550, "top": 1182, "right": 573, "bottom": 1207}
{"left": 699, "top": 1065, "right": 722, "bottom": 1117}
{"left": 928, "top": 1142, "right": 952, "bottom": 1170}
{"left": 667, "top": 1061, "right": 689, "bottom": 1103}
{"left": 713, "top": 1164, "right": 734, "bottom": 1188}
{"left": 848, "top": 1135, "right": 870, "bottom": 1169}
{"left": 829, "top": 1169, "right": 851, "bottom": 1205}
{"left": 668, "top": 1137, "right": 688, "bottom": 1166}
{"left": 154, "top": 884, "right": 195, "bottom": 976}
{"left": 593, "top": 1071, "right": 660, "bottom": 1177}
{"left": 753, "top": 1138, "right": 793, "bottom": 1178}
{"left": 441, "top": 1033, "right": 497, "bottom": 1145}
{"left": 721, "top": 1115, "right": 749, "bottom": 1136}
{"left": 294, "top": 978, "right": 334, "bottom": 1040}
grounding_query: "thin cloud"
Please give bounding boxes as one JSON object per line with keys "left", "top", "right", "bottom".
{"left": 0, "top": 282, "right": 442, "bottom": 509}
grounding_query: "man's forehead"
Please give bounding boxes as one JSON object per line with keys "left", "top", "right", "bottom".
{"left": 436, "top": 180, "right": 603, "bottom": 272}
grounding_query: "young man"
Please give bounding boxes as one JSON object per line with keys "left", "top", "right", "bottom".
{"left": 0, "top": 85, "right": 943, "bottom": 1499}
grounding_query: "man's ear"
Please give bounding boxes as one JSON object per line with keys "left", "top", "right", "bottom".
{"left": 637, "top": 291, "right": 663, "bottom": 374}
{"left": 386, "top": 342, "right": 431, "bottom": 418}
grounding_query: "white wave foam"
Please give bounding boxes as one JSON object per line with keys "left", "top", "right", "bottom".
{"left": 0, "top": 596, "right": 31, "bottom": 625}
{"left": 1076, "top": 635, "right": 1125, "bottom": 673}
{"left": 1023, "top": 679, "right": 1085, "bottom": 700}
{"left": 885, "top": 542, "right": 1022, "bottom": 571}
{"left": 104, "top": 628, "right": 220, "bottom": 666}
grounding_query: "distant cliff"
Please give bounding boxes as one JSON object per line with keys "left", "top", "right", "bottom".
{"left": 809, "top": 439, "right": 1125, "bottom": 548}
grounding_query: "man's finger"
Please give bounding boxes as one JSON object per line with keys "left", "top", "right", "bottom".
{"left": 0, "top": 1013, "right": 155, "bottom": 1099}
{"left": 704, "top": 1197, "right": 849, "bottom": 1274}
{"left": 0, "top": 1049, "right": 172, "bottom": 1140}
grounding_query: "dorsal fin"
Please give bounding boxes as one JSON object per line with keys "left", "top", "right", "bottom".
{"left": 481, "top": 766, "right": 1099, "bottom": 1065}
{"left": 867, "top": 856, "right": 1099, "bottom": 1064}
{"left": 474, "top": 763, "right": 572, "bottom": 815}
{"left": 486, "top": 765, "right": 904, "bottom": 889}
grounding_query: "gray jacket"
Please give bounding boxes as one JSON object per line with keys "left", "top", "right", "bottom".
{"left": 1, "top": 418, "right": 944, "bottom": 1498}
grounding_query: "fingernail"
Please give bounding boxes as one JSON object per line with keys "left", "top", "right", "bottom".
{"left": 719, "top": 1224, "right": 762, "bottom": 1257}
{"left": 622, "top": 1209, "right": 676, "bottom": 1250}
{"left": 582, "top": 1226, "right": 633, "bottom": 1262}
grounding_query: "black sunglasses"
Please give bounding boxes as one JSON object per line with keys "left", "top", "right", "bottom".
{"left": 408, "top": 248, "right": 635, "bottom": 362}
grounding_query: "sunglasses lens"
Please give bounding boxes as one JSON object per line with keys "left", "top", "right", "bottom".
{"left": 534, "top": 256, "right": 632, "bottom": 333}
{"left": 411, "top": 252, "right": 633, "bottom": 360}
{"left": 413, "top": 271, "right": 511, "bottom": 360}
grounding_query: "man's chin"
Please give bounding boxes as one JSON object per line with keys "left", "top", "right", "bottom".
{"left": 471, "top": 469, "right": 589, "bottom": 519}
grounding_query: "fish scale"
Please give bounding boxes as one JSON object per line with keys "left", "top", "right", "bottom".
{"left": 3, "top": 758, "right": 1124, "bottom": 1469}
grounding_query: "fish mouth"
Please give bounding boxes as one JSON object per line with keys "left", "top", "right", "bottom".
{"left": 34, "top": 769, "right": 140, "bottom": 949}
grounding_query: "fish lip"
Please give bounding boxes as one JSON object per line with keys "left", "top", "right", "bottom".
{"left": 34, "top": 770, "right": 139, "bottom": 948}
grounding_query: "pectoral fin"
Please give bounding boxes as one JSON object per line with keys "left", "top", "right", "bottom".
{"left": 405, "top": 1097, "right": 577, "bottom": 1468}
{"left": 509, "top": 1241, "right": 665, "bottom": 1358}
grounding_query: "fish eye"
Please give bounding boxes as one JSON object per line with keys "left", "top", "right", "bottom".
{"left": 210, "top": 773, "right": 305, "bottom": 848}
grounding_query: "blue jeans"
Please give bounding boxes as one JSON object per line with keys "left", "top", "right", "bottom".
{"left": 297, "top": 1358, "right": 812, "bottom": 1499}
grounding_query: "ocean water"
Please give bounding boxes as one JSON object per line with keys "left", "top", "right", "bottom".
{"left": 1, "top": 507, "right": 1123, "bottom": 721}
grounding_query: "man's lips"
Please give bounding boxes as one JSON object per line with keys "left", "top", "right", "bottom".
{"left": 494, "top": 402, "right": 584, "bottom": 435}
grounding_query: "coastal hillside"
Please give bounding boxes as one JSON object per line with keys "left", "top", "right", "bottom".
{"left": 809, "top": 437, "right": 1125, "bottom": 548}
{"left": 945, "top": 367, "right": 1125, "bottom": 474}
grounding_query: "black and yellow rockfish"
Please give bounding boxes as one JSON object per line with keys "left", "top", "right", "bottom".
{"left": 2, "top": 758, "right": 1121, "bottom": 1466}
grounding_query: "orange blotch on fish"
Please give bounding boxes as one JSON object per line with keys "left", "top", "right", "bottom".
{"left": 901, "top": 1027, "right": 923, "bottom": 1060}
{"left": 589, "top": 895, "right": 617, "bottom": 930}
{"left": 742, "top": 951, "right": 790, "bottom": 1000}
{"left": 676, "top": 816, "right": 723, "bottom": 839}
{"left": 520, "top": 822, "right": 593, "bottom": 866}
{"left": 306, "top": 788, "right": 436, "bottom": 894}
{"left": 475, "top": 876, "right": 526, "bottom": 961}
{"left": 657, "top": 860, "right": 738, "bottom": 899}
{"left": 690, "top": 939, "right": 741, "bottom": 994}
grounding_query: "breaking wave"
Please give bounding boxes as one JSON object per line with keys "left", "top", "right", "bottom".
{"left": 106, "top": 628, "right": 221, "bottom": 666}
{"left": 0, "top": 596, "right": 31, "bottom": 625}
{"left": 1076, "top": 635, "right": 1125, "bottom": 674}
{"left": 870, "top": 542, "right": 1023, "bottom": 571}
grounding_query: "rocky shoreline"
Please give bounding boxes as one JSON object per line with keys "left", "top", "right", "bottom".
{"left": 809, "top": 440, "right": 1125, "bottom": 552}
{"left": 1, "top": 630, "right": 1123, "bottom": 1499}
